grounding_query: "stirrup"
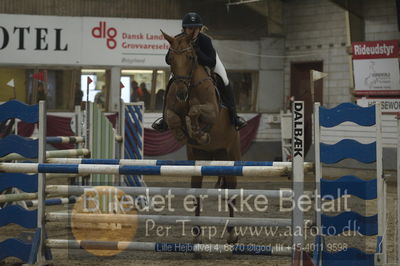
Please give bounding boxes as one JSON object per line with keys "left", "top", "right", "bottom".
{"left": 235, "top": 116, "right": 247, "bottom": 131}
{"left": 151, "top": 117, "right": 169, "bottom": 132}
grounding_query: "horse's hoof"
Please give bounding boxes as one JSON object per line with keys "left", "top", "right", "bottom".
{"left": 188, "top": 107, "right": 200, "bottom": 116}
{"left": 191, "top": 226, "right": 203, "bottom": 244}
{"left": 176, "top": 133, "right": 185, "bottom": 141}
{"left": 192, "top": 235, "right": 203, "bottom": 245}
{"left": 226, "top": 233, "right": 239, "bottom": 244}
{"left": 193, "top": 252, "right": 202, "bottom": 259}
{"left": 192, "top": 234, "right": 203, "bottom": 247}
{"left": 175, "top": 130, "right": 186, "bottom": 142}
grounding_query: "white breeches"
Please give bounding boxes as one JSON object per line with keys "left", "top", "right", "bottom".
{"left": 214, "top": 53, "right": 229, "bottom": 86}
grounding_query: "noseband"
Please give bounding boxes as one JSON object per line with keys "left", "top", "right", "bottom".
{"left": 169, "top": 46, "right": 197, "bottom": 98}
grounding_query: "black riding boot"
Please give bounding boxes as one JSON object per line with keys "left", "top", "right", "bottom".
{"left": 220, "top": 83, "right": 247, "bottom": 131}
{"left": 152, "top": 85, "right": 170, "bottom": 132}
{"left": 152, "top": 116, "right": 168, "bottom": 132}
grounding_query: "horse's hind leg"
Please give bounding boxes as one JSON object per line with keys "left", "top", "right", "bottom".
{"left": 187, "top": 147, "right": 207, "bottom": 243}
{"left": 212, "top": 148, "right": 239, "bottom": 244}
{"left": 221, "top": 175, "right": 238, "bottom": 244}
{"left": 225, "top": 141, "right": 241, "bottom": 244}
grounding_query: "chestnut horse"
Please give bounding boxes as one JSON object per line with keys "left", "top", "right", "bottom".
{"left": 161, "top": 30, "right": 240, "bottom": 243}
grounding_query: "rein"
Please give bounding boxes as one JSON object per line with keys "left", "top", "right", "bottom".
{"left": 168, "top": 41, "right": 217, "bottom": 141}
{"left": 169, "top": 45, "right": 198, "bottom": 98}
{"left": 169, "top": 47, "right": 192, "bottom": 54}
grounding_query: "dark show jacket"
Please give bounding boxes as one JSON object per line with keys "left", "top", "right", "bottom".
{"left": 165, "top": 32, "right": 216, "bottom": 69}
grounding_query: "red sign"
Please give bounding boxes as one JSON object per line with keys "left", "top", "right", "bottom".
{"left": 33, "top": 71, "right": 45, "bottom": 81}
{"left": 91, "top": 21, "right": 117, "bottom": 49}
{"left": 352, "top": 40, "right": 398, "bottom": 59}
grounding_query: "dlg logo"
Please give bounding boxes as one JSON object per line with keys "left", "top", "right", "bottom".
{"left": 91, "top": 21, "right": 117, "bottom": 49}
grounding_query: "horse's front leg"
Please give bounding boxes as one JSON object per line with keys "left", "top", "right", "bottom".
{"left": 187, "top": 103, "right": 217, "bottom": 144}
{"left": 165, "top": 109, "right": 186, "bottom": 142}
{"left": 188, "top": 103, "right": 217, "bottom": 126}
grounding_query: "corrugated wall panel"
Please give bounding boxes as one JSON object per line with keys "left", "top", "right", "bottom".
{"left": 0, "top": 0, "right": 268, "bottom": 40}
{"left": 0, "top": 0, "right": 183, "bottom": 19}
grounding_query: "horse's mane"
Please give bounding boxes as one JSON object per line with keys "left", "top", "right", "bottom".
{"left": 200, "top": 26, "right": 214, "bottom": 40}
{"left": 172, "top": 33, "right": 191, "bottom": 49}
{"left": 175, "top": 28, "right": 213, "bottom": 45}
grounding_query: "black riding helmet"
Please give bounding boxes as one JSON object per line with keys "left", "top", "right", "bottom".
{"left": 182, "top": 12, "right": 203, "bottom": 28}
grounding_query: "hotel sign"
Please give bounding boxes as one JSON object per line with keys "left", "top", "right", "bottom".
{"left": 0, "top": 14, "right": 180, "bottom": 67}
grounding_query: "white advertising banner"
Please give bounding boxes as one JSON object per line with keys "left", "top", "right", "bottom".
{"left": 0, "top": 14, "right": 180, "bottom": 67}
{"left": 352, "top": 40, "right": 400, "bottom": 96}
{"left": 81, "top": 17, "right": 180, "bottom": 67}
{"left": 357, "top": 97, "right": 400, "bottom": 114}
{"left": 0, "top": 14, "right": 81, "bottom": 65}
{"left": 353, "top": 58, "right": 400, "bottom": 92}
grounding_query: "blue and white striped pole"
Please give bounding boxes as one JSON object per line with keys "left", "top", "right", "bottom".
{"left": 47, "top": 239, "right": 292, "bottom": 256}
{"left": 46, "top": 136, "right": 85, "bottom": 144}
{"left": 47, "top": 158, "right": 312, "bottom": 167}
{"left": 0, "top": 163, "right": 289, "bottom": 177}
{"left": 27, "top": 197, "right": 77, "bottom": 207}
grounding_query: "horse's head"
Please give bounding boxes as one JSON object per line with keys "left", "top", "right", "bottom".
{"left": 162, "top": 30, "right": 197, "bottom": 102}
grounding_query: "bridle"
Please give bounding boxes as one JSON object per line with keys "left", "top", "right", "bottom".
{"left": 168, "top": 41, "right": 215, "bottom": 139}
{"left": 169, "top": 45, "right": 197, "bottom": 100}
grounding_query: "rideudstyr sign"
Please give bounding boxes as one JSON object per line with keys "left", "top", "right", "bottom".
{"left": 352, "top": 40, "right": 398, "bottom": 59}
{"left": 0, "top": 14, "right": 180, "bottom": 67}
{"left": 352, "top": 40, "right": 400, "bottom": 96}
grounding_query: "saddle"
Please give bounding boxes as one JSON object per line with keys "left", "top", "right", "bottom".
{"left": 211, "top": 72, "right": 227, "bottom": 108}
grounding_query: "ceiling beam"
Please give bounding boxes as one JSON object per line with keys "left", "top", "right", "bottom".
{"left": 329, "top": 0, "right": 363, "bottom": 18}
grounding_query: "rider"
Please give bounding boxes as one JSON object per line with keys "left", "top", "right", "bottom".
{"left": 152, "top": 12, "right": 247, "bottom": 132}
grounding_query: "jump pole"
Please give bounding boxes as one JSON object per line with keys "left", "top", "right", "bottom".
{"left": 28, "top": 197, "right": 77, "bottom": 207}
{"left": 19, "top": 136, "right": 85, "bottom": 144}
{"left": 47, "top": 212, "right": 302, "bottom": 227}
{"left": 47, "top": 239, "right": 292, "bottom": 256}
{"left": 46, "top": 173, "right": 82, "bottom": 179}
{"left": 47, "top": 158, "right": 314, "bottom": 172}
{"left": 0, "top": 163, "right": 289, "bottom": 177}
{"left": 0, "top": 192, "right": 37, "bottom": 203}
{"left": 0, "top": 149, "right": 90, "bottom": 161}
{"left": 0, "top": 194, "right": 77, "bottom": 206}
{"left": 46, "top": 136, "right": 85, "bottom": 144}
{"left": 46, "top": 185, "right": 298, "bottom": 198}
